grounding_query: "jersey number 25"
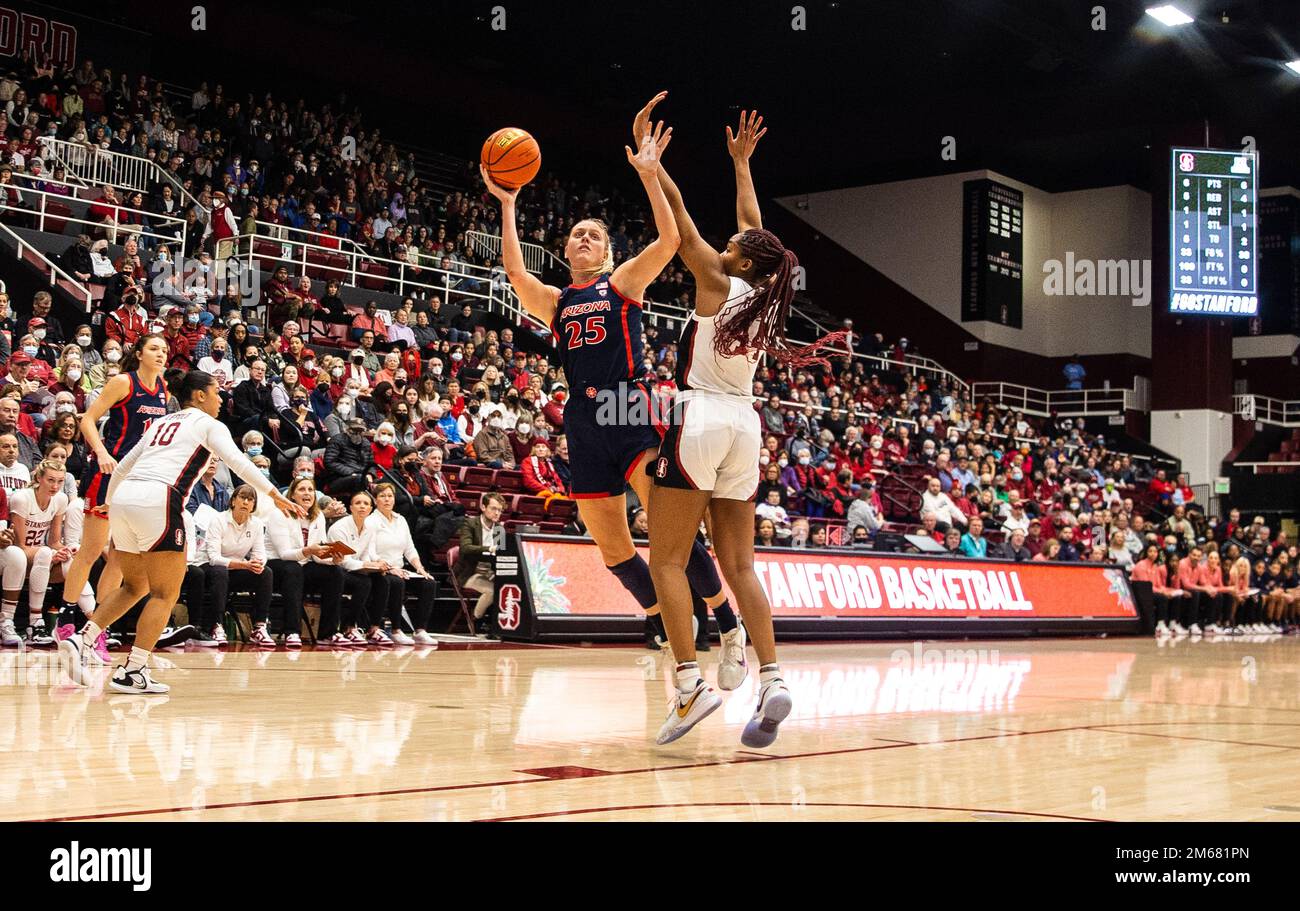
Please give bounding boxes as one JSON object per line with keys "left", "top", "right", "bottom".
{"left": 564, "top": 316, "right": 606, "bottom": 349}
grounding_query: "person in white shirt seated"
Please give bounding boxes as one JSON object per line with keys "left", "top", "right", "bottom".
{"left": 202, "top": 484, "right": 276, "bottom": 647}
{"left": 327, "top": 489, "right": 396, "bottom": 647}
{"left": 754, "top": 488, "right": 791, "bottom": 539}
{"left": 1, "top": 459, "right": 71, "bottom": 646}
{"left": 179, "top": 508, "right": 220, "bottom": 646}
{"left": 196, "top": 336, "right": 234, "bottom": 390}
{"left": 265, "top": 477, "right": 357, "bottom": 649}
{"left": 367, "top": 482, "right": 438, "bottom": 646}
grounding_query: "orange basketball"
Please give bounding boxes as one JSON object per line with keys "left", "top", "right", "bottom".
{"left": 481, "top": 127, "right": 541, "bottom": 189}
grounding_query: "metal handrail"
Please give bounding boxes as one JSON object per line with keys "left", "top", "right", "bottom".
{"left": 1235, "top": 393, "right": 1300, "bottom": 427}
{"left": 971, "top": 381, "right": 1133, "bottom": 418}
{"left": 40, "top": 137, "right": 202, "bottom": 213}
{"left": 236, "top": 232, "right": 520, "bottom": 319}
{"left": 465, "top": 229, "right": 561, "bottom": 276}
{"left": 0, "top": 220, "right": 93, "bottom": 312}
{"left": 0, "top": 184, "right": 188, "bottom": 257}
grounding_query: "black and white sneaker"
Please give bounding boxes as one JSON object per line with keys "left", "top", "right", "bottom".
{"left": 25, "top": 625, "right": 56, "bottom": 647}
{"left": 58, "top": 634, "right": 92, "bottom": 687}
{"left": 155, "top": 625, "right": 196, "bottom": 649}
{"left": 109, "top": 664, "right": 170, "bottom": 695}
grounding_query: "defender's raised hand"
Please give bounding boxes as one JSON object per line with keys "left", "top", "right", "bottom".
{"left": 633, "top": 91, "right": 668, "bottom": 146}
{"left": 726, "top": 109, "right": 767, "bottom": 161}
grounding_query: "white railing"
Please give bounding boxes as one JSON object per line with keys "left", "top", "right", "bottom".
{"left": 1235, "top": 394, "right": 1300, "bottom": 427}
{"left": 1234, "top": 461, "right": 1300, "bottom": 474}
{"left": 251, "top": 219, "right": 383, "bottom": 271}
{"left": 39, "top": 137, "right": 201, "bottom": 213}
{"left": 0, "top": 183, "right": 189, "bottom": 257}
{"left": 466, "top": 230, "right": 560, "bottom": 276}
{"left": 0, "top": 221, "right": 93, "bottom": 312}
{"left": 972, "top": 381, "right": 1132, "bottom": 418}
{"left": 236, "top": 231, "right": 518, "bottom": 319}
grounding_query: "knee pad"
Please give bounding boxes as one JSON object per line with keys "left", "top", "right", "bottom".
{"left": 0, "top": 546, "right": 26, "bottom": 592}
{"left": 607, "top": 553, "right": 658, "bottom": 610}
{"left": 685, "top": 539, "right": 723, "bottom": 600}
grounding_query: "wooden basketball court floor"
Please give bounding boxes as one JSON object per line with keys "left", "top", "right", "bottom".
{"left": 3, "top": 634, "right": 1299, "bottom": 822}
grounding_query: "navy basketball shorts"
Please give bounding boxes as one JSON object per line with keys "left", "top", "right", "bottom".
{"left": 565, "top": 379, "right": 665, "bottom": 499}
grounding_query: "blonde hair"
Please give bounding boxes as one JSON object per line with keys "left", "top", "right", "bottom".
{"left": 568, "top": 219, "right": 614, "bottom": 277}
{"left": 29, "top": 459, "right": 65, "bottom": 488}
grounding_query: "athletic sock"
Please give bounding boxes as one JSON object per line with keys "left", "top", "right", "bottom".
{"left": 1, "top": 599, "right": 16, "bottom": 622}
{"left": 80, "top": 620, "right": 103, "bottom": 648}
{"left": 125, "top": 646, "right": 151, "bottom": 673}
{"left": 675, "top": 661, "right": 702, "bottom": 696}
{"left": 759, "top": 663, "right": 783, "bottom": 688}
{"left": 712, "top": 599, "right": 738, "bottom": 634}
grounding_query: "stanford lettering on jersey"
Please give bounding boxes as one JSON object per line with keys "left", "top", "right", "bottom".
{"left": 559, "top": 301, "right": 612, "bottom": 319}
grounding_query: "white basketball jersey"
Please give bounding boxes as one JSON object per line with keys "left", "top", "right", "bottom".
{"left": 676, "top": 276, "right": 762, "bottom": 397}
{"left": 10, "top": 488, "right": 68, "bottom": 547}
{"left": 0, "top": 460, "right": 30, "bottom": 494}
{"left": 113, "top": 407, "right": 277, "bottom": 502}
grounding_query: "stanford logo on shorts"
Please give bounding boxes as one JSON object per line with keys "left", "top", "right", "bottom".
{"left": 655, "top": 457, "right": 668, "bottom": 479}
{"left": 498, "top": 585, "right": 522, "bottom": 631}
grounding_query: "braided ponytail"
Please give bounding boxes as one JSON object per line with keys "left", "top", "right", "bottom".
{"left": 712, "top": 229, "right": 848, "bottom": 368}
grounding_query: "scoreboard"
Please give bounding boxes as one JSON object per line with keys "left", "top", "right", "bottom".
{"left": 962, "top": 178, "right": 1023, "bottom": 328}
{"left": 1170, "top": 148, "right": 1258, "bottom": 316}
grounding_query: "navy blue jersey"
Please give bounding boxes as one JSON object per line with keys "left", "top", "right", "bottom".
{"left": 100, "top": 371, "right": 169, "bottom": 461}
{"left": 552, "top": 273, "right": 643, "bottom": 389}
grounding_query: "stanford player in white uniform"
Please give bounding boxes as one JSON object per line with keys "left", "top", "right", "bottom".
{"left": 61, "top": 370, "right": 301, "bottom": 694}
{"left": 633, "top": 97, "right": 846, "bottom": 747}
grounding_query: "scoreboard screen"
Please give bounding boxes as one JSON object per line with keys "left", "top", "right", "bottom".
{"left": 1170, "top": 148, "right": 1258, "bottom": 316}
{"left": 962, "top": 178, "right": 1023, "bottom": 328}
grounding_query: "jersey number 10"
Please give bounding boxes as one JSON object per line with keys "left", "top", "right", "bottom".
{"left": 150, "top": 422, "right": 181, "bottom": 447}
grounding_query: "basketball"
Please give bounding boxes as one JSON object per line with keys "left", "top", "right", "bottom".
{"left": 481, "top": 127, "right": 541, "bottom": 189}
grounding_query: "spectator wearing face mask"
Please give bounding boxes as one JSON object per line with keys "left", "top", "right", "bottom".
{"left": 197, "top": 336, "right": 234, "bottom": 389}
{"left": 507, "top": 418, "right": 537, "bottom": 466}
{"left": 371, "top": 421, "right": 399, "bottom": 472}
{"left": 344, "top": 347, "right": 372, "bottom": 391}
{"left": 323, "top": 417, "right": 374, "bottom": 497}
{"left": 472, "top": 409, "right": 515, "bottom": 470}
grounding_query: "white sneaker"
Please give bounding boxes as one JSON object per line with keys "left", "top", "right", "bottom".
{"left": 390, "top": 630, "right": 414, "bottom": 646}
{"left": 1154, "top": 620, "right": 1170, "bottom": 638}
{"left": 346, "top": 628, "right": 367, "bottom": 646}
{"left": 741, "top": 679, "right": 794, "bottom": 749}
{"left": 110, "top": 664, "right": 170, "bottom": 695}
{"left": 412, "top": 630, "right": 437, "bottom": 646}
{"left": 1170, "top": 621, "right": 1187, "bottom": 636}
{"left": 325, "top": 632, "right": 351, "bottom": 648}
{"left": 58, "top": 634, "right": 92, "bottom": 686}
{"left": 211, "top": 625, "right": 228, "bottom": 645}
{"left": 249, "top": 625, "right": 276, "bottom": 647}
{"left": 1189, "top": 624, "right": 1203, "bottom": 636}
{"left": 1205, "top": 624, "right": 1221, "bottom": 635}
{"left": 655, "top": 679, "right": 722, "bottom": 745}
{"left": 368, "top": 628, "right": 394, "bottom": 647}
{"left": 717, "top": 623, "right": 748, "bottom": 691}
{"left": 0, "top": 618, "right": 21, "bottom": 647}
{"left": 284, "top": 633, "right": 302, "bottom": 648}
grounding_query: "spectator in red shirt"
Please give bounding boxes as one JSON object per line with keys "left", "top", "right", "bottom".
{"left": 521, "top": 440, "right": 570, "bottom": 505}
{"left": 88, "top": 183, "right": 121, "bottom": 240}
{"left": 161, "top": 308, "right": 194, "bottom": 369}
{"left": 1148, "top": 469, "right": 1176, "bottom": 505}
{"left": 540, "top": 383, "right": 566, "bottom": 432}
{"left": 350, "top": 300, "right": 385, "bottom": 344}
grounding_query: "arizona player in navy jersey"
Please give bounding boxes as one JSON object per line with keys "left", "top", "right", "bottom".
{"left": 483, "top": 119, "right": 742, "bottom": 665}
{"left": 55, "top": 334, "right": 170, "bottom": 656}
